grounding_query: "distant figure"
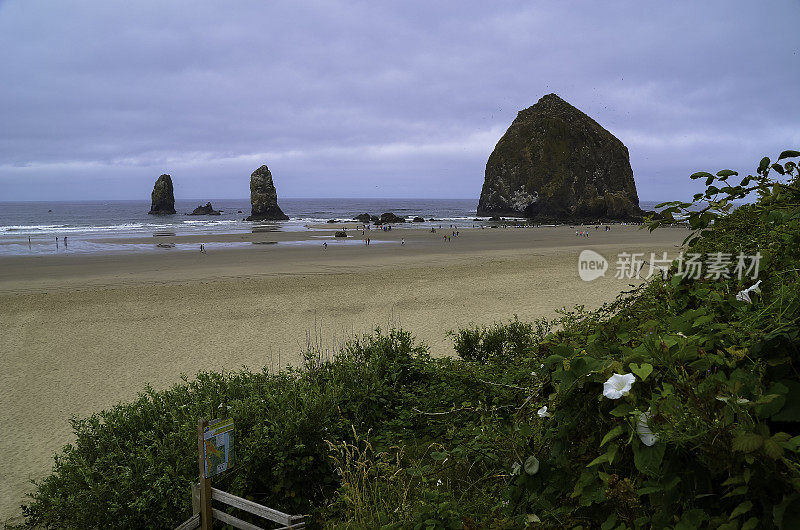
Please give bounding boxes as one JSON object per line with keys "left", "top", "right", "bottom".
{"left": 200, "top": 244, "right": 205, "bottom": 253}
{"left": 55, "top": 236, "right": 58, "bottom": 249}
{"left": 323, "top": 242, "right": 328, "bottom": 249}
{"left": 401, "top": 238, "right": 405, "bottom": 245}
{"left": 63, "top": 236, "right": 67, "bottom": 247}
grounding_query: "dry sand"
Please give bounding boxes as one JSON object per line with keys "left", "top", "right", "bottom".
{"left": 0, "top": 224, "right": 688, "bottom": 523}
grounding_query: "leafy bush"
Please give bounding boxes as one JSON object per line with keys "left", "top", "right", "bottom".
{"left": 449, "top": 316, "right": 550, "bottom": 364}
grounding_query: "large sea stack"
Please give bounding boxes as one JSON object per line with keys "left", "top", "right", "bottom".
{"left": 246, "top": 165, "right": 289, "bottom": 221}
{"left": 477, "top": 94, "right": 642, "bottom": 222}
{"left": 148, "top": 174, "right": 176, "bottom": 214}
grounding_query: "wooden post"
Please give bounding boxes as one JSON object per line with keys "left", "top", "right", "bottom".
{"left": 197, "top": 418, "right": 213, "bottom": 530}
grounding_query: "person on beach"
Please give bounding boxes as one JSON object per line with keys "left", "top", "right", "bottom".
{"left": 401, "top": 238, "right": 405, "bottom": 245}
{"left": 323, "top": 242, "right": 328, "bottom": 249}
{"left": 200, "top": 244, "right": 205, "bottom": 253}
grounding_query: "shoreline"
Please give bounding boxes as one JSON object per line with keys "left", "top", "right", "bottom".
{"left": 1, "top": 224, "right": 688, "bottom": 523}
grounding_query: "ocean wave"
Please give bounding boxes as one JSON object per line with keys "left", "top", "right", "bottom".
{"left": 0, "top": 224, "right": 65, "bottom": 232}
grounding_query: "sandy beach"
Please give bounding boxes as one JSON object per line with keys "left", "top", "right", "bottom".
{"left": 0, "top": 224, "right": 688, "bottom": 523}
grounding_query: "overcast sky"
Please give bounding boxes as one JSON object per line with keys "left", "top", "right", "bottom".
{"left": 0, "top": 1, "right": 798, "bottom": 202}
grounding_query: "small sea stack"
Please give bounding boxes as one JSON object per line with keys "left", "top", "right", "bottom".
{"left": 148, "top": 174, "right": 176, "bottom": 215}
{"left": 246, "top": 165, "right": 289, "bottom": 221}
{"left": 188, "top": 202, "right": 221, "bottom": 215}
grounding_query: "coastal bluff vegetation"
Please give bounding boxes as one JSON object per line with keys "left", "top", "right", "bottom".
{"left": 16, "top": 151, "right": 800, "bottom": 528}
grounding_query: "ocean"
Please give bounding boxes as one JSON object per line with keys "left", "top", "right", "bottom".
{"left": 0, "top": 198, "right": 664, "bottom": 256}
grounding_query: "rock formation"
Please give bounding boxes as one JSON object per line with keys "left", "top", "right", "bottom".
{"left": 354, "top": 213, "right": 373, "bottom": 223}
{"left": 188, "top": 202, "right": 221, "bottom": 215}
{"left": 379, "top": 212, "right": 405, "bottom": 224}
{"left": 246, "top": 165, "right": 289, "bottom": 221}
{"left": 149, "top": 174, "right": 176, "bottom": 215}
{"left": 477, "top": 94, "right": 642, "bottom": 222}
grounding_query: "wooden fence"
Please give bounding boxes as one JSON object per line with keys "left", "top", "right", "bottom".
{"left": 174, "top": 418, "right": 306, "bottom": 530}
{"left": 173, "top": 483, "right": 305, "bottom": 530}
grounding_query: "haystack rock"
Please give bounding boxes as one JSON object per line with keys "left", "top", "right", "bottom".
{"left": 477, "top": 94, "right": 642, "bottom": 222}
{"left": 148, "top": 174, "right": 176, "bottom": 215}
{"left": 246, "top": 165, "right": 289, "bottom": 221}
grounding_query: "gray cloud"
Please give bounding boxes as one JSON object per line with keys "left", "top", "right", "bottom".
{"left": 0, "top": 0, "right": 798, "bottom": 201}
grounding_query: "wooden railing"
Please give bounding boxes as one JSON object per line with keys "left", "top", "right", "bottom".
{"left": 173, "top": 482, "right": 305, "bottom": 530}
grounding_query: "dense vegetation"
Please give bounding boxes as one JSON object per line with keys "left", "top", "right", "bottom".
{"left": 14, "top": 151, "right": 800, "bottom": 529}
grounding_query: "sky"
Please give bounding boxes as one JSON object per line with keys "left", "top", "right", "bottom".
{"left": 0, "top": 1, "right": 798, "bottom": 202}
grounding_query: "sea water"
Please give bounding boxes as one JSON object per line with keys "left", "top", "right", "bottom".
{"left": 0, "top": 199, "right": 663, "bottom": 256}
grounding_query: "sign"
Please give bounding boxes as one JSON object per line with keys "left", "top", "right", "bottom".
{"left": 203, "top": 418, "right": 234, "bottom": 478}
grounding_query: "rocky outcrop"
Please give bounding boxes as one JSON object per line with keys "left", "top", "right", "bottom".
{"left": 149, "top": 174, "right": 176, "bottom": 215}
{"left": 379, "top": 212, "right": 405, "bottom": 224}
{"left": 246, "top": 165, "right": 289, "bottom": 221}
{"left": 477, "top": 94, "right": 642, "bottom": 222}
{"left": 188, "top": 202, "right": 221, "bottom": 215}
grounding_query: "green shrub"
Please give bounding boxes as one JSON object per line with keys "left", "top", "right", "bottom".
{"left": 448, "top": 316, "right": 550, "bottom": 364}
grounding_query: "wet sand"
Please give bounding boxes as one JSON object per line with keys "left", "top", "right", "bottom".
{"left": 0, "top": 224, "right": 688, "bottom": 523}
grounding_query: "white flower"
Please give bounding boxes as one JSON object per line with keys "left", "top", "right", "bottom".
{"left": 736, "top": 280, "right": 762, "bottom": 304}
{"left": 510, "top": 461, "right": 521, "bottom": 476}
{"left": 636, "top": 411, "right": 658, "bottom": 446}
{"left": 603, "top": 373, "right": 636, "bottom": 399}
{"left": 537, "top": 406, "right": 551, "bottom": 418}
{"left": 436, "top": 479, "right": 442, "bottom": 487}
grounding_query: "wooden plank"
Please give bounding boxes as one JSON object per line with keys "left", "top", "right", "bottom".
{"left": 191, "top": 482, "right": 200, "bottom": 515}
{"left": 211, "top": 508, "right": 265, "bottom": 530}
{"left": 197, "top": 419, "right": 213, "bottom": 530}
{"left": 174, "top": 513, "right": 200, "bottom": 530}
{"left": 275, "top": 524, "right": 305, "bottom": 530}
{"left": 210, "top": 487, "right": 292, "bottom": 525}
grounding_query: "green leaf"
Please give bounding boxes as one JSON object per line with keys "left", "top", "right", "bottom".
{"left": 601, "top": 514, "right": 618, "bottom": 530}
{"left": 524, "top": 455, "right": 539, "bottom": 475}
{"left": 633, "top": 442, "right": 665, "bottom": 477}
{"left": 741, "top": 517, "right": 758, "bottom": 530}
{"left": 772, "top": 163, "right": 786, "bottom": 175}
{"left": 610, "top": 403, "right": 634, "bottom": 417}
{"left": 730, "top": 500, "right": 753, "bottom": 520}
{"left": 675, "top": 509, "right": 709, "bottom": 529}
{"left": 716, "top": 169, "right": 738, "bottom": 178}
{"left": 690, "top": 171, "right": 714, "bottom": 180}
{"left": 773, "top": 380, "right": 800, "bottom": 422}
{"left": 764, "top": 438, "right": 785, "bottom": 459}
{"left": 724, "top": 485, "right": 749, "bottom": 497}
{"left": 721, "top": 475, "right": 744, "bottom": 486}
{"left": 601, "top": 425, "right": 624, "bottom": 447}
{"left": 629, "top": 362, "right": 654, "bottom": 381}
{"left": 732, "top": 432, "right": 763, "bottom": 453}
{"left": 759, "top": 157, "right": 771, "bottom": 173}
{"left": 774, "top": 493, "right": 800, "bottom": 528}
{"left": 778, "top": 149, "right": 800, "bottom": 160}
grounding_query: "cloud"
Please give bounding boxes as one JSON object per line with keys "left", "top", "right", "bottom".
{"left": 0, "top": 0, "right": 798, "bottom": 200}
